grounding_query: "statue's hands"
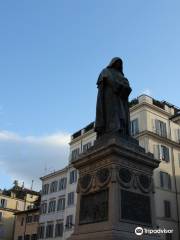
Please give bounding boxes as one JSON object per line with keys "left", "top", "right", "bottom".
{"left": 118, "top": 84, "right": 132, "bottom": 99}
{"left": 123, "top": 87, "right": 132, "bottom": 99}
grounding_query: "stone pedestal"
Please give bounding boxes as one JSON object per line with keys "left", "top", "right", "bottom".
{"left": 68, "top": 133, "right": 160, "bottom": 240}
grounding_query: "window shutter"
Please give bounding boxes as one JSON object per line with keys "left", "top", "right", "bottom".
{"left": 152, "top": 119, "right": 156, "bottom": 133}
{"left": 62, "top": 198, "right": 65, "bottom": 210}
{"left": 160, "top": 145, "right": 163, "bottom": 160}
{"left": 131, "top": 119, "right": 139, "bottom": 136}
{"left": 0, "top": 212, "right": 3, "bottom": 221}
{"left": 167, "top": 174, "right": 171, "bottom": 190}
{"left": 69, "top": 215, "right": 73, "bottom": 226}
{"left": 155, "top": 119, "right": 160, "bottom": 135}
{"left": 175, "top": 129, "right": 179, "bottom": 143}
{"left": 162, "top": 122, "right": 167, "bottom": 138}
{"left": 130, "top": 121, "right": 133, "bottom": 135}
{"left": 165, "top": 147, "right": 170, "bottom": 162}
{"left": 178, "top": 129, "right": 180, "bottom": 143}
{"left": 135, "top": 119, "right": 139, "bottom": 134}
{"left": 44, "top": 203, "right": 47, "bottom": 213}
{"left": 66, "top": 216, "right": 68, "bottom": 226}
{"left": 160, "top": 171, "right": 164, "bottom": 187}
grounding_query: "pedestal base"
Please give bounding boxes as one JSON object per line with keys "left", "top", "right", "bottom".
{"left": 68, "top": 133, "right": 160, "bottom": 240}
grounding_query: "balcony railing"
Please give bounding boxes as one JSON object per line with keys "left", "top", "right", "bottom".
{"left": 153, "top": 99, "right": 165, "bottom": 110}
{"left": 72, "top": 130, "right": 81, "bottom": 139}
{"left": 84, "top": 122, "right": 94, "bottom": 133}
{"left": 129, "top": 98, "right": 139, "bottom": 108}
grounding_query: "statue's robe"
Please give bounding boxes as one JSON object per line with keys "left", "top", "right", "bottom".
{"left": 95, "top": 67, "right": 132, "bottom": 137}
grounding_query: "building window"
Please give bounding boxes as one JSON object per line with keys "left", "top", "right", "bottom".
{"left": 57, "top": 198, "right": 65, "bottom": 211}
{"left": 24, "top": 235, "right": 30, "bottom": 240}
{"left": 41, "top": 202, "right": 47, "bottom": 214}
{"left": 0, "top": 199, "right": 7, "bottom": 208}
{"left": 46, "top": 224, "right": 54, "bottom": 238}
{"left": 31, "top": 234, "right": 37, "bottom": 240}
{"left": 59, "top": 178, "right": 67, "bottom": 191}
{"left": 50, "top": 181, "right": 58, "bottom": 193}
{"left": 161, "top": 145, "right": 170, "bottom": 162}
{"left": 166, "top": 233, "right": 172, "bottom": 240}
{"left": 27, "top": 204, "right": 33, "bottom": 210}
{"left": 21, "top": 217, "right": 24, "bottom": 226}
{"left": 48, "top": 200, "right": 56, "bottom": 213}
{"left": 0, "top": 225, "right": 4, "bottom": 237}
{"left": 18, "top": 236, "right": 23, "bottom": 240}
{"left": 38, "top": 225, "right": 45, "bottom": 239}
{"left": 153, "top": 145, "right": 170, "bottom": 162}
{"left": 69, "top": 170, "right": 77, "bottom": 184}
{"left": 33, "top": 215, "right": 39, "bottom": 222}
{"left": 67, "top": 192, "right": 74, "bottom": 206}
{"left": 160, "top": 171, "right": 171, "bottom": 190}
{"left": 83, "top": 142, "right": 92, "bottom": 152}
{"left": 164, "top": 200, "right": 171, "bottom": 218}
{"left": 71, "top": 148, "right": 80, "bottom": 161}
{"left": 0, "top": 212, "right": 3, "bottom": 222}
{"left": 26, "top": 215, "right": 33, "bottom": 223}
{"left": 65, "top": 215, "right": 73, "bottom": 229}
{"left": 55, "top": 222, "right": 64, "bottom": 237}
{"left": 131, "top": 119, "right": 139, "bottom": 136}
{"left": 154, "top": 119, "right": 167, "bottom": 138}
{"left": 42, "top": 184, "right": 49, "bottom": 195}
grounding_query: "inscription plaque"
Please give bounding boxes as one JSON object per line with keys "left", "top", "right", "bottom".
{"left": 79, "top": 189, "right": 108, "bottom": 224}
{"left": 121, "top": 190, "right": 151, "bottom": 224}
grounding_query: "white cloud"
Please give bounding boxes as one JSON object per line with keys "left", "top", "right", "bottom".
{"left": 0, "top": 130, "right": 70, "bottom": 190}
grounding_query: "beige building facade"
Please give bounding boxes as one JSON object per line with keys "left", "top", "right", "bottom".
{"left": 0, "top": 184, "right": 39, "bottom": 240}
{"left": 14, "top": 208, "right": 39, "bottom": 240}
{"left": 130, "top": 95, "right": 180, "bottom": 240}
{"left": 69, "top": 95, "right": 180, "bottom": 240}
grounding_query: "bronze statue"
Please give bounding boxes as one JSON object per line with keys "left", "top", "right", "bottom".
{"left": 95, "top": 57, "right": 132, "bottom": 138}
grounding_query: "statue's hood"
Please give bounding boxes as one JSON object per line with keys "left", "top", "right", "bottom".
{"left": 107, "top": 57, "right": 122, "bottom": 68}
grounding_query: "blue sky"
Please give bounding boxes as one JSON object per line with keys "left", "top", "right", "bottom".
{"left": 0, "top": 0, "right": 180, "bottom": 190}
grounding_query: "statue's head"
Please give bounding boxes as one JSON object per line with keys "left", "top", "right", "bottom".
{"left": 107, "top": 57, "right": 123, "bottom": 74}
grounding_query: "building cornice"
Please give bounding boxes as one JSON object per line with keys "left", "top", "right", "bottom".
{"left": 130, "top": 101, "right": 172, "bottom": 118}
{"left": 69, "top": 129, "right": 96, "bottom": 145}
{"left": 14, "top": 207, "right": 39, "bottom": 215}
{"left": 0, "top": 193, "right": 27, "bottom": 202}
{"left": 0, "top": 207, "right": 21, "bottom": 213}
{"left": 136, "top": 130, "right": 180, "bottom": 149}
{"left": 40, "top": 166, "right": 68, "bottom": 180}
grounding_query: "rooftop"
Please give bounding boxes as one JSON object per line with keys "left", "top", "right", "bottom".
{"left": 1, "top": 184, "right": 40, "bottom": 200}
{"left": 70, "top": 95, "right": 180, "bottom": 140}
{"left": 40, "top": 166, "right": 68, "bottom": 180}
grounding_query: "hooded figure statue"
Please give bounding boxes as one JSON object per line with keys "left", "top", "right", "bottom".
{"left": 95, "top": 57, "right": 132, "bottom": 138}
